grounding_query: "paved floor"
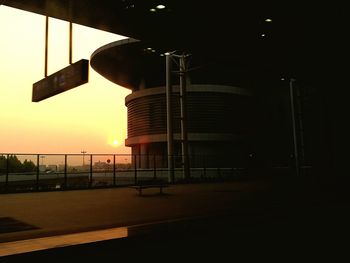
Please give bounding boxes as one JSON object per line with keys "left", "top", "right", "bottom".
{"left": 0, "top": 176, "right": 349, "bottom": 260}
{"left": 0, "top": 179, "right": 269, "bottom": 242}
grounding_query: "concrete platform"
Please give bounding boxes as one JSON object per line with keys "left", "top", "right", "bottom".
{"left": 0, "top": 176, "right": 349, "bottom": 260}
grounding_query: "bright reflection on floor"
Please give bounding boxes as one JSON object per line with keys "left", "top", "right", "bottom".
{"left": 0, "top": 227, "right": 129, "bottom": 257}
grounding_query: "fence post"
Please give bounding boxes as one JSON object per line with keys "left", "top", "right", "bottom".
{"left": 36, "top": 154, "right": 40, "bottom": 191}
{"left": 5, "top": 154, "right": 9, "bottom": 190}
{"left": 113, "top": 155, "right": 116, "bottom": 186}
{"left": 134, "top": 155, "right": 137, "bottom": 184}
{"left": 64, "top": 154, "right": 67, "bottom": 189}
{"left": 89, "top": 154, "right": 93, "bottom": 188}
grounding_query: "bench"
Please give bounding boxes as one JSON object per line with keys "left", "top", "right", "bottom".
{"left": 129, "top": 179, "right": 169, "bottom": 195}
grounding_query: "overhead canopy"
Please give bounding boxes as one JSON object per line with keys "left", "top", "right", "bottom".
{"left": 3, "top": 0, "right": 346, "bottom": 83}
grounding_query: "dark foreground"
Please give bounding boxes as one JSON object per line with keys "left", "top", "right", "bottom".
{"left": 2, "top": 213, "right": 349, "bottom": 262}
{"left": 1, "top": 175, "right": 350, "bottom": 261}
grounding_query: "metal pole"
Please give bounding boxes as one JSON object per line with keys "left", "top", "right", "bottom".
{"left": 166, "top": 54, "right": 174, "bottom": 183}
{"left": 290, "top": 78, "right": 300, "bottom": 176}
{"left": 179, "top": 54, "right": 190, "bottom": 180}
{"left": 81, "top": 150, "right": 87, "bottom": 167}
{"left": 68, "top": 0, "right": 73, "bottom": 65}
{"left": 64, "top": 154, "right": 67, "bottom": 189}
{"left": 113, "top": 155, "right": 116, "bottom": 186}
{"left": 44, "top": 16, "right": 49, "bottom": 77}
{"left": 5, "top": 154, "right": 9, "bottom": 189}
{"left": 36, "top": 155, "right": 40, "bottom": 191}
{"left": 89, "top": 154, "right": 93, "bottom": 187}
{"left": 69, "top": 21, "right": 73, "bottom": 65}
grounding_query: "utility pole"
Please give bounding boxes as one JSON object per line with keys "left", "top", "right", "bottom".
{"left": 178, "top": 53, "right": 190, "bottom": 180}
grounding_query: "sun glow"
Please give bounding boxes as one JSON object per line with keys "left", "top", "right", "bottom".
{"left": 107, "top": 133, "right": 124, "bottom": 148}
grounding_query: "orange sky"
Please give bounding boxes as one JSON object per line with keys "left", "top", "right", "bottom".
{"left": 0, "top": 6, "right": 131, "bottom": 154}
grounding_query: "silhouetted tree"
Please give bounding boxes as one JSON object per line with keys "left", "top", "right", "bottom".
{"left": 8, "top": 155, "right": 22, "bottom": 172}
{"left": 22, "top": 159, "right": 36, "bottom": 172}
{"left": 0, "top": 155, "right": 7, "bottom": 173}
{"left": 0, "top": 155, "right": 37, "bottom": 173}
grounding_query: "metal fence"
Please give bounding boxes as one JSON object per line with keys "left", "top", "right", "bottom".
{"left": 0, "top": 153, "right": 248, "bottom": 193}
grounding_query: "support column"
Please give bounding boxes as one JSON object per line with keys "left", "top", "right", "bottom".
{"left": 166, "top": 54, "right": 174, "bottom": 183}
{"left": 140, "top": 143, "right": 148, "bottom": 169}
{"left": 44, "top": 16, "right": 49, "bottom": 77}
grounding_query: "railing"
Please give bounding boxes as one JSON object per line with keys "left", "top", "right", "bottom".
{"left": 0, "top": 153, "right": 312, "bottom": 194}
{"left": 0, "top": 153, "right": 249, "bottom": 193}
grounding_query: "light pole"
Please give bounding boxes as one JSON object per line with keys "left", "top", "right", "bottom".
{"left": 81, "top": 150, "right": 87, "bottom": 167}
{"left": 178, "top": 53, "right": 190, "bottom": 181}
{"left": 165, "top": 53, "right": 174, "bottom": 183}
{"left": 165, "top": 52, "right": 191, "bottom": 182}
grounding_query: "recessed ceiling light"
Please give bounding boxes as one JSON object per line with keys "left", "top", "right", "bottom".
{"left": 265, "top": 18, "right": 272, "bottom": 22}
{"left": 156, "top": 4, "right": 166, "bottom": 9}
{"left": 150, "top": 8, "right": 156, "bottom": 12}
{"left": 261, "top": 33, "right": 266, "bottom": 37}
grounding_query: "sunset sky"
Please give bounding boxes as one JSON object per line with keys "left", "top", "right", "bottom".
{"left": 0, "top": 6, "right": 131, "bottom": 154}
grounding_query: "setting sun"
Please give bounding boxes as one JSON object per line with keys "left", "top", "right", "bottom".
{"left": 113, "top": 140, "right": 119, "bottom": 146}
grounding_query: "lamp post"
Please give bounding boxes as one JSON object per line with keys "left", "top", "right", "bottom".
{"left": 81, "top": 150, "right": 87, "bottom": 167}
{"left": 165, "top": 52, "right": 191, "bottom": 182}
{"left": 165, "top": 53, "right": 174, "bottom": 183}
{"left": 178, "top": 53, "right": 190, "bottom": 181}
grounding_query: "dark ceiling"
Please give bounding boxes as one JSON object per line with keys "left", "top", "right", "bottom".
{"left": 3, "top": 0, "right": 347, "bottom": 84}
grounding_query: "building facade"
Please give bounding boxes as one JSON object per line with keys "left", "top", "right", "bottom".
{"left": 126, "top": 84, "right": 255, "bottom": 168}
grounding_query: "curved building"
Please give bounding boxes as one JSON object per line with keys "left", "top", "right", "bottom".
{"left": 126, "top": 84, "right": 254, "bottom": 168}
{"left": 91, "top": 39, "right": 256, "bottom": 169}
